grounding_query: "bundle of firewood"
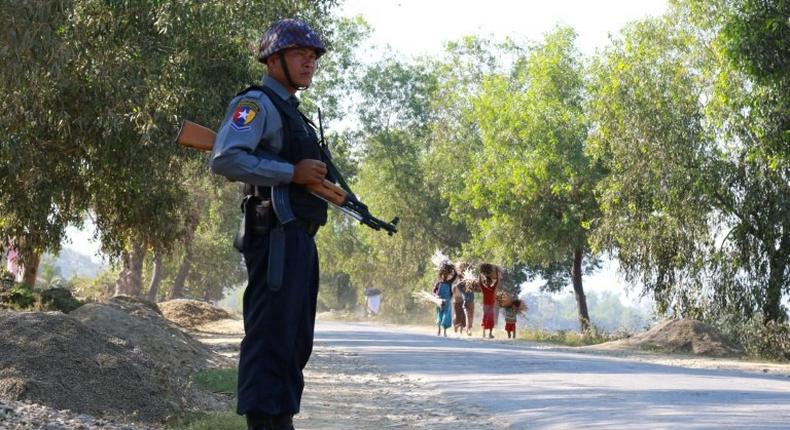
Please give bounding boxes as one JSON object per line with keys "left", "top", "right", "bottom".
{"left": 497, "top": 293, "right": 527, "bottom": 315}
{"left": 412, "top": 291, "right": 444, "bottom": 306}
{"left": 461, "top": 268, "right": 481, "bottom": 292}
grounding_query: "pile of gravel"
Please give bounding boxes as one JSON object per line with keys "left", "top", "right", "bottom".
{"left": 71, "top": 296, "right": 232, "bottom": 378}
{"left": 158, "top": 299, "right": 235, "bottom": 330}
{"left": 0, "top": 296, "right": 234, "bottom": 424}
{"left": 619, "top": 319, "right": 743, "bottom": 356}
{"left": 0, "top": 398, "right": 160, "bottom": 430}
{"left": 0, "top": 310, "right": 181, "bottom": 423}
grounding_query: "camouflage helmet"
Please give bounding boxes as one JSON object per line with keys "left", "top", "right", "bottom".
{"left": 257, "top": 18, "right": 326, "bottom": 63}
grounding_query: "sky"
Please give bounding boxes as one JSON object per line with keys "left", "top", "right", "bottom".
{"left": 339, "top": 0, "right": 668, "bottom": 58}
{"left": 64, "top": 0, "right": 669, "bottom": 306}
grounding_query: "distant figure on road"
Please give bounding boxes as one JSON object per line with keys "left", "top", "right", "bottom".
{"left": 364, "top": 287, "right": 382, "bottom": 316}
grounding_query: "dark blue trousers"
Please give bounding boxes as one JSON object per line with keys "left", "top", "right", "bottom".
{"left": 237, "top": 226, "right": 319, "bottom": 416}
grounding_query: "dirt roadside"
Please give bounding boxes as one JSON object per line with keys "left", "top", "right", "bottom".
{"left": 193, "top": 319, "right": 508, "bottom": 429}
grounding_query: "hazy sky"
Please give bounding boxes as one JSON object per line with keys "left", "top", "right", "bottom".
{"left": 340, "top": 0, "right": 668, "bottom": 58}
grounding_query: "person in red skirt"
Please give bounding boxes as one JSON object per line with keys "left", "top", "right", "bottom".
{"left": 478, "top": 263, "right": 499, "bottom": 339}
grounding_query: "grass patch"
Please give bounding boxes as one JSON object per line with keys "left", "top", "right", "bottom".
{"left": 169, "top": 369, "right": 241, "bottom": 429}
{"left": 171, "top": 411, "right": 245, "bottom": 430}
{"left": 518, "top": 327, "right": 620, "bottom": 346}
{"left": 192, "top": 368, "right": 237, "bottom": 394}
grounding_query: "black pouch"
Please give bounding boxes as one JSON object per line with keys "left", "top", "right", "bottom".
{"left": 234, "top": 196, "right": 274, "bottom": 252}
{"left": 251, "top": 198, "right": 274, "bottom": 235}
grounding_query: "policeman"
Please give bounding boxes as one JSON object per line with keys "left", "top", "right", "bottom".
{"left": 209, "top": 18, "right": 330, "bottom": 430}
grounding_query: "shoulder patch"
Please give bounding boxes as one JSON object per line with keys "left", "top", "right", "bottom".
{"left": 230, "top": 100, "right": 260, "bottom": 131}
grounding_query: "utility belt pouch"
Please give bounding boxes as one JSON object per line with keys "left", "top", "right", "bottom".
{"left": 233, "top": 196, "right": 253, "bottom": 252}
{"left": 233, "top": 195, "right": 274, "bottom": 252}
{"left": 251, "top": 198, "right": 274, "bottom": 235}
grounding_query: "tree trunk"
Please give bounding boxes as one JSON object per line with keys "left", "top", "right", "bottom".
{"left": 145, "top": 252, "right": 163, "bottom": 302}
{"left": 22, "top": 251, "right": 40, "bottom": 289}
{"left": 115, "top": 241, "right": 146, "bottom": 297}
{"left": 763, "top": 232, "right": 789, "bottom": 324}
{"left": 169, "top": 244, "right": 193, "bottom": 299}
{"left": 571, "top": 247, "right": 591, "bottom": 332}
{"left": 168, "top": 197, "right": 206, "bottom": 300}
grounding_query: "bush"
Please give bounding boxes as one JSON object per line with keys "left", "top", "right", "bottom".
{"left": 40, "top": 287, "right": 84, "bottom": 313}
{"left": 519, "top": 326, "right": 627, "bottom": 346}
{"left": 0, "top": 283, "right": 85, "bottom": 313}
{"left": 0, "top": 283, "right": 37, "bottom": 310}
{"left": 723, "top": 317, "right": 790, "bottom": 361}
{"left": 68, "top": 271, "right": 116, "bottom": 301}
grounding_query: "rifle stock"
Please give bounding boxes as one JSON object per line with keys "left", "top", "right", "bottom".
{"left": 176, "top": 120, "right": 216, "bottom": 151}
{"left": 177, "top": 120, "right": 397, "bottom": 234}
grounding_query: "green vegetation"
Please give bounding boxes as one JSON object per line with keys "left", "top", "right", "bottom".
{"left": 171, "top": 411, "right": 245, "bottom": 430}
{"left": 169, "top": 368, "right": 242, "bottom": 430}
{"left": 518, "top": 327, "right": 621, "bottom": 347}
{"left": 0, "top": 281, "right": 84, "bottom": 313}
{"left": 191, "top": 368, "right": 238, "bottom": 395}
{"left": 2, "top": 0, "right": 787, "bottom": 355}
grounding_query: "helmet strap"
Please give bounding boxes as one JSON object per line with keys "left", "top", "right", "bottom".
{"left": 279, "top": 51, "right": 308, "bottom": 92}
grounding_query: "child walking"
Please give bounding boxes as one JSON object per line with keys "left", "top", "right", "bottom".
{"left": 504, "top": 302, "right": 518, "bottom": 338}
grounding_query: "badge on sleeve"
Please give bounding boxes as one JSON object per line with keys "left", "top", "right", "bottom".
{"left": 230, "top": 101, "right": 260, "bottom": 131}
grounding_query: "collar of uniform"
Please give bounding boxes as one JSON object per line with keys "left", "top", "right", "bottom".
{"left": 261, "top": 75, "right": 297, "bottom": 104}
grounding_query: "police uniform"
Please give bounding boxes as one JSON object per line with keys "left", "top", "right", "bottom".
{"left": 210, "top": 73, "right": 328, "bottom": 421}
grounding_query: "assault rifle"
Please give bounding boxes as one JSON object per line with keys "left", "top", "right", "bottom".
{"left": 176, "top": 120, "right": 399, "bottom": 235}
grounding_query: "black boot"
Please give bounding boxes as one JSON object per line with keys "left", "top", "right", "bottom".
{"left": 246, "top": 413, "right": 295, "bottom": 430}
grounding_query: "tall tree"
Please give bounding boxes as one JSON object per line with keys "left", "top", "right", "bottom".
{"left": 587, "top": 17, "right": 715, "bottom": 318}
{"left": 0, "top": 1, "right": 90, "bottom": 286}
{"left": 589, "top": 0, "right": 789, "bottom": 324}
{"left": 463, "top": 27, "right": 602, "bottom": 331}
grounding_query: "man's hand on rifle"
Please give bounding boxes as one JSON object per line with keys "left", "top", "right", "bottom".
{"left": 292, "top": 159, "right": 327, "bottom": 185}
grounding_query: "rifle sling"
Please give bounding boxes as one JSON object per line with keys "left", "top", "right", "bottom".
{"left": 298, "top": 112, "right": 354, "bottom": 197}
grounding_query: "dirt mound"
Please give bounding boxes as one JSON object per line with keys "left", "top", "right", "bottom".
{"left": 193, "top": 318, "right": 245, "bottom": 335}
{"left": 0, "top": 310, "right": 181, "bottom": 423}
{"left": 159, "top": 299, "right": 235, "bottom": 329}
{"left": 70, "top": 296, "right": 232, "bottom": 377}
{"left": 604, "top": 319, "right": 742, "bottom": 356}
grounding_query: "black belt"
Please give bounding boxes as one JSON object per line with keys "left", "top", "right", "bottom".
{"left": 289, "top": 219, "right": 320, "bottom": 237}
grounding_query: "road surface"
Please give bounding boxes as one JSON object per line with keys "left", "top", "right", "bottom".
{"left": 309, "top": 320, "right": 790, "bottom": 429}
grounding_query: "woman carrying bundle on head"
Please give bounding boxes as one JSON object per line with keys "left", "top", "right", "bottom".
{"left": 459, "top": 264, "right": 479, "bottom": 336}
{"left": 451, "top": 262, "right": 469, "bottom": 333}
{"left": 433, "top": 262, "right": 456, "bottom": 337}
{"left": 479, "top": 263, "right": 500, "bottom": 339}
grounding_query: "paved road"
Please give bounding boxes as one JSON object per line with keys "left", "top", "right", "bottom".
{"left": 314, "top": 321, "right": 790, "bottom": 429}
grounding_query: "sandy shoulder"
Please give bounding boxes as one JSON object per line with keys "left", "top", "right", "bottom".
{"left": 193, "top": 318, "right": 507, "bottom": 429}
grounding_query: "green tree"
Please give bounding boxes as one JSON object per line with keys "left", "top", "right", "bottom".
{"left": 589, "top": 0, "right": 789, "bottom": 324}
{"left": 0, "top": 1, "right": 90, "bottom": 287}
{"left": 464, "top": 27, "right": 602, "bottom": 331}
{"left": 1, "top": 1, "right": 340, "bottom": 298}
{"left": 587, "top": 17, "right": 715, "bottom": 318}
